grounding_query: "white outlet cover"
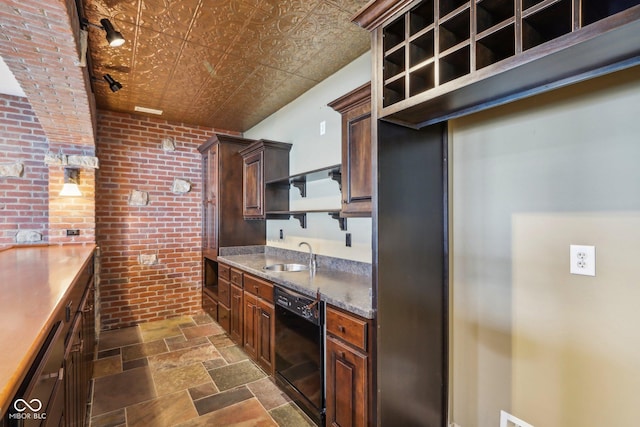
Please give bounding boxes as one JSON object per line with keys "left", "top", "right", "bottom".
{"left": 570, "top": 244, "right": 596, "bottom": 276}
{"left": 500, "top": 410, "right": 534, "bottom": 427}
{"left": 320, "top": 120, "right": 326, "bottom": 135}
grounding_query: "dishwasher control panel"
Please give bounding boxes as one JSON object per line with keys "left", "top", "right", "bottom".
{"left": 275, "top": 287, "right": 322, "bottom": 325}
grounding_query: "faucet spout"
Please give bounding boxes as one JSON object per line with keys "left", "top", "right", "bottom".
{"left": 298, "top": 241, "right": 316, "bottom": 274}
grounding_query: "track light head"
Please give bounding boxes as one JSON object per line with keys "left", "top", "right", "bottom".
{"left": 100, "top": 18, "right": 125, "bottom": 47}
{"left": 103, "top": 74, "right": 123, "bottom": 92}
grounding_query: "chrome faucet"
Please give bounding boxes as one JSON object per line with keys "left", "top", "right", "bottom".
{"left": 298, "top": 241, "right": 316, "bottom": 274}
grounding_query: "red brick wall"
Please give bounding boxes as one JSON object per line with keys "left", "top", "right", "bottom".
{"left": 48, "top": 143, "right": 96, "bottom": 245}
{"left": 96, "top": 110, "right": 238, "bottom": 330}
{"left": 0, "top": 94, "right": 49, "bottom": 248}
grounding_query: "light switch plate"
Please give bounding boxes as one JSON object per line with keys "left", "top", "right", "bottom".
{"left": 570, "top": 244, "right": 596, "bottom": 276}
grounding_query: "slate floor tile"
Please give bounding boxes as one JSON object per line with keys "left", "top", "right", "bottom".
{"left": 208, "top": 359, "right": 266, "bottom": 391}
{"left": 126, "top": 390, "right": 198, "bottom": 427}
{"left": 92, "top": 366, "right": 156, "bottom": 416}
{"left": 90, "top": 313, "right": 311, "bottom": 427}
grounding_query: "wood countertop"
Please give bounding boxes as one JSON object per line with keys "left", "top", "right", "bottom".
{"left": 0, "top": 244, "right": 95, "bottom": 416}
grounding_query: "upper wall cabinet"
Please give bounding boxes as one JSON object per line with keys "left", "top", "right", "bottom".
{"left": 239, "top": 140, "right": 292, "bottom": 220}
{"left": 353, "top": 0, "right": 640, "bottom": 128}
{"left": 329, "top": 83, "right": 372, "bottom": 218}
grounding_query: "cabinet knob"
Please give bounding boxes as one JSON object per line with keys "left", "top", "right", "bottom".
{"left": 338, "top": 325, "right": 346, "bottom": 333}
{"left": 338, "top": 351, "right": 345, "bottom": 359}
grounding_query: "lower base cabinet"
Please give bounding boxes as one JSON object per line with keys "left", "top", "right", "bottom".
{"left": 5, "top": 252, "right": 96, "bottom": 427}
{"left": 230, "top": 283, "right": 243, "bottom": 345}
{"left": 325, "top": 305, "right": 373, "bottom": 427}
{"left": 202, "top": 289, "right": 218, "bottom": 324}
{"left": 256, "top": 298, "right": 275, "bottom": 374}
{"left": 243, "top": 274, "right": 275, "bottom": 375}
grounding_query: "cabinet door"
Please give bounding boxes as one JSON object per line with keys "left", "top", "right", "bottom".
{"left": 243, "top": 292, "right": 258, "bottom": 359}
{"left": 329, "top": 83, "right": 372, "bottom": 217}
{"left": 65, "top": 314, "right": 84, "bottom": 427}
{"left": 80, "top": 285, "right": 95, "bottom": 411}
{"left": 242, "top": 150, "right": 264, "bottom": 218}
{"left": 256, "top": 299, "right": 275, "bottom": 375}
{"left": 230, "top": 284, "right": 243, "bottom": 345}
{"left": 326, "top": 336, "right": 368, "bottom": 427}
{"left": 343, "top": 109, "right": 372, "bottom": 216}
{"left": 202, "top": 144, "right": 219, "bottom": 257}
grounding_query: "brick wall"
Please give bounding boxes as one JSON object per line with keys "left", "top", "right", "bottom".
{"left": 96, "top": 110, "right": 238, "bottom": 330}
{"left": 0, "top": 94, "right": 49, "bottom": 248}
{"left": 48, "top": 142, "right": 96, "bottom": 245}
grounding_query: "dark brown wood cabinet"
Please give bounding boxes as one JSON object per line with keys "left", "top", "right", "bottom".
{"left": 5, "top": 252, "right": 96, "bottom": 427}
{"left": 230, "top": 282, "right": 244, "bottom": 345}
{"left": 66, "top": 276, "right": 95, "bottom": 427}
{"left": 243, "top": 292, "right": 258, "bottom": 360}
{"left": 198, "top": 134, "right": 266, "bottom": 259}
{"left": 256, "top": 298, "right": 275, "bottom": 373}
{"left": 325, "top": 305, "right": 373, "bottom": 427}
{"left": 239, "top": 140, "right": 292, "bottom": 219}
{"left": 329, "top": 83, "right": 372, "bottom": 217}
{"left": 242, "top": 274, "right": 275, "bottom": 374}
{"left": 217, "top": 265, "right": 231, "bottom": 334}
{"left": 199, "top": 134, "right": 267, "bottom": 324}
{"left": 354, "top": 0, "right": 640, "bottom": 128}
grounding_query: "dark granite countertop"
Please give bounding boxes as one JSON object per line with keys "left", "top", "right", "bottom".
{"left": 218, "top": 247, "right": 374, "bottom": 319}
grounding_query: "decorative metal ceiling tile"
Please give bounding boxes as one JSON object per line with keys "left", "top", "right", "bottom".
{"left": 137, "top": 0, "right": 201, "bottom": 39}
{"left": 83, "top": 0, "right": 371, "bottom": 132}
{"left": 84, "top": 0, "right": 140, "bottom": 26}
{"left": 161, "top": 43, "right": 226, "bottom": 103}
{"left": 187, "top": 0, "right": 254, "bottom": 52}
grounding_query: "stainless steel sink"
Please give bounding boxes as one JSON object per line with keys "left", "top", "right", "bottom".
{"left": 263, "top": 263, "right": 309, "bottom": 272}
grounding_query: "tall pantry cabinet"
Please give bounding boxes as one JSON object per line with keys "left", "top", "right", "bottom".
{"left": 198, "top": 134, "right": 266, "bottom": 323}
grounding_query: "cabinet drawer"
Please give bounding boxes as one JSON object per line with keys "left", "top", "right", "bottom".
{"left": 230, "top": 268, "right": 243, "bottom": 287}
{"left": 218, "top": 279, "right": 230, "bottom": 307}
{"left": 218, "top": 263, "right": 230, "bottom": 281}
{"left": 326, "top": 306, "right": 368, "bottom": 352}
{"left": 243, "top": 274, "right": 273, "bottom": 303}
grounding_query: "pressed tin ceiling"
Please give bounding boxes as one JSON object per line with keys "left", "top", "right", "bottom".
{"left": 82, "top": 0, "right": 371, "bottom": 132}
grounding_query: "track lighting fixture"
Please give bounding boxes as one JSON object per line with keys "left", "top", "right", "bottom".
{"left": 91, "top": 74, "right": 123, "bottom": 92}
{"left": 103, "top": 74, "right": 123, "bottom": 92}
{"left": 81, "top": 17, "right": 125, "bottom": 47}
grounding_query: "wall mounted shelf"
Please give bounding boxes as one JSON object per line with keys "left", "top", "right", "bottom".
{"left": 265, "top": 164, "right": 346, "bottom": 230}
{"left": 266, "top": 164, "right": 342, "bottom": 197}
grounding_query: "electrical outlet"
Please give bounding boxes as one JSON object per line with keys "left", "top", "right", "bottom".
{"left": 66, "top": 229, "right": 80, "bottom": 236}
{"left": 570, "top": 244, "right": 596, "bottom": 276}
{"left": 320, "top": 120, "right": 326, "bottom": 135}
{"left": 500, "top": 410, "right": 534, "bottom": 427}
{"left": 345, "top": 233, "right": 352, "bottom": 247}
{"left": 279, "top": 229, "right": 284, "bottom": 240}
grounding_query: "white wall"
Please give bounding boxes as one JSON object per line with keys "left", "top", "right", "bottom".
{"left": 244, "top": 52, "right": 372, "bottom": 262}
{"left": 449, "top": 66, "right": 640, "bottom": 427}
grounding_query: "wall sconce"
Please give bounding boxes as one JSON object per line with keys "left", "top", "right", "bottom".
{"left": 81, "top": 18, "right": 125, "bottom": 47}
{"left": 59, "top": 168, "right": 82, "bottom": 197}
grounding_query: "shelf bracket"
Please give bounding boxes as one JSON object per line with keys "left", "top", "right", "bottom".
{"left": 328, "top": 170, "right": 342, "bottom": 191}
{"left": 291, "top": 179, "right": 306, "bottom": 197}
{"left": 329, "top": 213, "right": 347, "bottom": 231}
{"left": 292, "top": 213, "right": 307, "bottom": 228}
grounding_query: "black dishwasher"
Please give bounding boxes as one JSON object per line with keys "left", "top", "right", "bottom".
{"left": 274, "top": 287, "right": 325, "bottom": 426}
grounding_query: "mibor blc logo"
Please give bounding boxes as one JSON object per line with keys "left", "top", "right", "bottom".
{"left": 8, "top": 398, "right": 47, "bottom": 420}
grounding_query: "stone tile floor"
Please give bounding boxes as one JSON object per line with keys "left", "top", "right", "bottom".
{"left": 89, "top": 313, "right": 316, "bottom": 427}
